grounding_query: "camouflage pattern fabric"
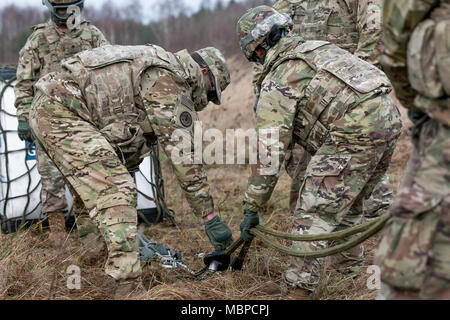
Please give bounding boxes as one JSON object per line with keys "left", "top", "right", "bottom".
{"left": 237, "top": 7, "right": 293, "bottom": 61}
{"left": 36, "top": 145, "right": 68, "bottom": 214}
{"left": 242, "top": 35, "right": 402, "bottom": 292}
{"left": 252, "top": 0, "right": 383, "bottom": 96}
{"left": 284, "top": 145, "right": 312, "bottom": 213}
{"left": 376, "top": 0, "right": 450, "bottom": 299}
{"left": 14, "top": 19, "right": 107, "bottom": 218}
{"left": 30, "top": 91, "right": 140, "bottom": 280}
{"left": 380, "top": 0, "right": 442, "bottom": 111}
{"left": 375, "top": 119, "right": 450, "bottom": 299}
{"left": 71, "top": 187, "right": 107, "bottom": 263}
{"left": 272, "top": 0, "right": 383, "bottom": 65}
{"left": 15, "top": 19, "right": 108, "bottom": 122}
{"left": 285, "top": 143, "right": 394, "bottom": 219}
{"left": 28, "top": 44, "right": 226, "bottom": 280}
{"left": 251, "top": 3, "right": 392, "bottom": 220}
{"left": 139, "top": 68, "right": 215, "bottom": 217}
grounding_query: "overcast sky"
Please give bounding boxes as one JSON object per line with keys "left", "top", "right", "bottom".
{"left": 0, "top": 0, "right": 212, "bottom": 23}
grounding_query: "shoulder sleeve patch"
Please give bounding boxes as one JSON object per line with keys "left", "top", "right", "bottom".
{"left": 180, "top": 95, "right": 194, "bottom": 111}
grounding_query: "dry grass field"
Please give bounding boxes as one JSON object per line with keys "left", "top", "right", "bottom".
{"left": 0, "top": 55, "right": 413, "bottom": 300}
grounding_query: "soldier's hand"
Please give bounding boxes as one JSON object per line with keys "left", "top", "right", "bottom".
{"left": 239, "top": 209, "right": 259, "bottom": 241}
{"left": 17, "top": 120, "right": 34, "bottom": 142}
{"left": 205, "top": 215, "right": 234, "bottom": 251}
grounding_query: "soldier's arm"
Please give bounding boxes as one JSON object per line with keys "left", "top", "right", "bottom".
{"left": 89, "top": 25, "right": 109, "bottom": 47}
{"left": 140, "top": 69, "right": 214, "bottom": 218}
{"left": 381, "top": 0, "right": 439, "bottom": 109}
{"left": 252, "top": 64, "right": 263, "bottom": 112}
{"left": 14, "top": 34, "right": 41, "bottom": 122}
{"left": 252, "top": 0, "right": 289, "bottom": 113}
{"left": 354, "top": 0, "right": 383, "bottom": 66}
{"left": 243, "top": 64, "right": 299, "bottom": 213}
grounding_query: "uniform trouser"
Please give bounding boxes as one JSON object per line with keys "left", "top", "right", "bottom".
{"left": 375, "top": 119, "right": 450, "bottom": 300}
{"left": 284, "top": 143, "right": 395, "bottom": 270}
{"left": 285, "top": 144, "right": 394, "bottom": 218}
{"left": 284, "top": 95, "right": 403, "bottom": 292}
{"left": 36, "top": 144, "right": 68, "bottom": 215}
{"left": 30, "top": 94, "right": 141, "bottom": 281}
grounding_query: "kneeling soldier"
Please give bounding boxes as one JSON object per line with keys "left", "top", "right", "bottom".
{"left": 30, "top": 44, "right": 233, "bottom": 298}
{"left": 236, "top": 6, "right": 403, "bottom": 294}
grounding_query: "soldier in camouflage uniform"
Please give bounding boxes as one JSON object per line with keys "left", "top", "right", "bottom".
{"left": 14, "top": 0, "right": 108, "bottom": 244}
{"left": 374, "top": 0, "right": 450, "bottom": 300}
{"left": 265, "top": 1, "right": 393, "bottom": 228}
{"left": 273, "top": 0, "right": 383, "bottom": 65}
{"left": 29, "top": 44, "right": 233, "bottom": 298}
{"left": 236, "top": 6, "right": 403, "bottom": 294}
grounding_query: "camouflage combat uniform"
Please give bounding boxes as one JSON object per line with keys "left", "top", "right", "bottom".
{"left": 273, "top": 0, "right": 382, "bottom": 65}
{"left": 29, "top": 44, "right": 228, "bottom": 281}
{"left": 14, "top": 19, "right": 108, "bottom": 221}
{"left": 241, "top": 24, "right": 402, "bottom": 290}
{"left": 266, "top": 0, "right": 393, "bottom": 222}
{"left": 374, "top": 0, "right": 450, "bottom": 300}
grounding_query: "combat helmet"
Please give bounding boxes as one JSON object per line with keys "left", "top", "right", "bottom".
{"left": 42, "top": 0, "right": 84, "bottom": 21}
{"left": 237, "top": 6, "right": 293, "bottom": 62}
{"left": 191, "top": 47, "right": 231, "bottom": 105}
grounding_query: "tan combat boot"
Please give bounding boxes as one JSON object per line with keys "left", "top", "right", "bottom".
{"left": 47, "top": 212, "right": 67, "bottom": 246}
{"left": 114, "top": 278, "right": 147, "bottom": 300}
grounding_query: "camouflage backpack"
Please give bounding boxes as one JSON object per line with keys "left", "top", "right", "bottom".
{"left": 407, "top": 3, "right": 450, "bottom": 99}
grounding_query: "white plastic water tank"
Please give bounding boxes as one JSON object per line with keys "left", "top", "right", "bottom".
{"left": 0, "top": 78, "right": 157, "bottom": 232}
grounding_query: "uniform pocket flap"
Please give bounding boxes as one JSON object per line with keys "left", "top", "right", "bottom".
{"left": 296, "top": 40, "right": 330, "bottom": 54}
{"left": 309, "top": 154, "right": 351, "bottom": 176}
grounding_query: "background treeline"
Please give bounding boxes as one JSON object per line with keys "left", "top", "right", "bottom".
{"left": 0, "top": 0, "right": 274, "bottom": 64}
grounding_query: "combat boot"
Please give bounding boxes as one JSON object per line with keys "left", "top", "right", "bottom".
{"left": 47, "top": 212, "right": 67, "bottom": 246}
{"left": 114, "top": 278, "right": 147, "bottom": 300}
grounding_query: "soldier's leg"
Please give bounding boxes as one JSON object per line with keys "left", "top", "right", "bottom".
{"left": 363, "top": 174, "right": 394, "bottom": 219}
{"left": 36, "top": 142, "right": 68, "bottom": 244}
{"left": 376, "top": 119, "right": 450, "bottom": 299}
{"left": 331, "top": 138, "right": 398, "bottom": 271}
{"left": 36, "top": 144, "right": 68, "bottom": 215}
{"left": 286, "top": 95, "right": 403, "bottom": 291}
{"left": 30, "top": 94, "right": 141, "bottom": 282}
{"left": 70, "top": 190, "right": 107, "bottom": 265}
{"left": 285, "top": 144, "right": 312, "bottom": 213}
{"left": 378, "top": 195, "right": 450, "bottom": 300}
{"left": 285, "top": 143, "right": 388, "bottom": 291}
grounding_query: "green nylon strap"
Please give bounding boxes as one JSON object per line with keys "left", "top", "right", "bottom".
{"left": 225, "top": 237, "right": 245, "bottom": 256}
{"left": 255, "top": 214, "right": 385, "bottom": 241}
{"left": 223, "top": 214, "right": 389, "bottom": 260}
{"left": 249, "top": 214, "right": 389, "bottom": 259}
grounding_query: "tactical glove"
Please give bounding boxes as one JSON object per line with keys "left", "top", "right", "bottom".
{"left": 18, "top": 120, "right": 34, "bottom": 142}
{"left": 239, "top": 209, "right": 259, "bottom": 241}
{"left": 204, "top": 215, "right": 234, "bottom": 251}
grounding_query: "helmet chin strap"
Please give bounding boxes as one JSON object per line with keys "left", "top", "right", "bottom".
{"left": 249, "top": 27, "right": 290, "bottom": 64}
{"left": 190, "top": 52, "right": 217, "bottom": 101}
{"left": 51, "top": 14, "right": 68, "bottom": 28}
